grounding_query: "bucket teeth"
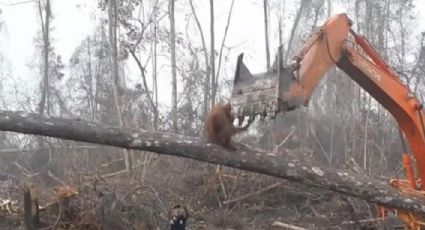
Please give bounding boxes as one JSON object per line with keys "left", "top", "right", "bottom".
{"left": 232, "top": 101, "right": 280, "bottom": 122}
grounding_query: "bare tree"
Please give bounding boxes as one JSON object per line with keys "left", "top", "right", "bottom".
{"left": 326, "top": 0, "right": 331, "bottom": 17}
{"left": 209, "top": 0, "right": 216, "bottom": 106}
{"left": 263, "top": 0, "right": 270, "bottom": 69}
{"left": 189, "top": 0, "right": 210, "bottom": 120}
{"left": 188, "top": 0, "right": 233, "bottom": 117}
{"left": 37, "top": 0, "right": 50, "bottom": 115}
{"left": 215, "top": 0, "right": 235, "bottom": 88}
{"left": 108, "top": 0, "right": 133, "bottom": 176}
{"left": 284, "top": 0, "right": 311, "bottom": 62}
{"left": 169, "top": 0, "right": 178, "bottom": 132}
{"left": 32, "top": 0, "right": 51, "bottom": 172}
{"left": 86, "top": 36, "right": 95, "bottom": 122}
{"left": 152, "top": 5, "right": 159, "bottom": 130}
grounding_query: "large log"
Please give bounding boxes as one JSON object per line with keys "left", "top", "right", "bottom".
{"left": 0, "top": 110, "right": 425, "bottom": 216}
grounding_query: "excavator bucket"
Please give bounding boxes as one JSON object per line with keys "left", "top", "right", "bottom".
{"left": 230, "top": 47, "right": 298, "bottom": 124}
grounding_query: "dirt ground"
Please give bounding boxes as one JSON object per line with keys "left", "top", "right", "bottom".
{"left": 0, "top": 149, "right": 395, "bottom": 230}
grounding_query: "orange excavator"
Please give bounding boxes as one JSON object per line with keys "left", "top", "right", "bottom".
{"left": 230, "top": 13, "right": 425, "bottom": 229}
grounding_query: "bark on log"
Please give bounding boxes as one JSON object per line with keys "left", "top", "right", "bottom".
{"left": 0, "top": 110, "right": 425, "bottom": 217}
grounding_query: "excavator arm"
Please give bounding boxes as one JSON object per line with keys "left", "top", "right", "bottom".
{"left": 231, "top": 13, "right": 425, "bottom": 228}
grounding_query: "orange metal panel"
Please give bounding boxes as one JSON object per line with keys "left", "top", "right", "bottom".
{"left": 292, "top": 14, "right": 351, "bottom": 103}
{"left": 338, "top": 45, "right": 425, "bottom": 186}
{"left": 287, "top": 13, "right": 425, "bottom": 187}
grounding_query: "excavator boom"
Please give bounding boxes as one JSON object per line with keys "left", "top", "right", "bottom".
{"left": 230, "top": 13, "right": 425, "bottom": 228}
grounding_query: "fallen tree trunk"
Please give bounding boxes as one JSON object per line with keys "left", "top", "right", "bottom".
{"left": 0, "top": 110, "right": 425, "bottom": 217}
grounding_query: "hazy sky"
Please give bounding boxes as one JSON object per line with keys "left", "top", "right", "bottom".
{"left": 1, "top": 0, "right": 97, "bottom": 79}
{"left": 0, "top": 0, "right": 424, "bottom": 108}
